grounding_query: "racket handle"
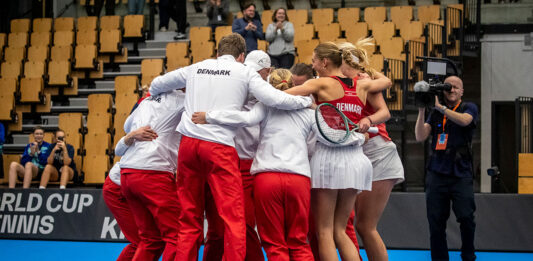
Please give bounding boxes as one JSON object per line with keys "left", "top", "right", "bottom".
{"left": 368, "top": 127, "right": 379, "bottom": 134}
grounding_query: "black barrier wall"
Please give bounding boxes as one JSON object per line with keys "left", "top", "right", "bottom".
{"left": 1, "top": 189, "right": 533, "bottom": 251}
{"left": 0, "top": 189, "right": 126, "bottom": 242}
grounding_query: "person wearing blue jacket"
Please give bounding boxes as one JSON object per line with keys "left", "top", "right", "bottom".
{"left": 8, "top": 126, "right": 51, "bottom": 188}
{"left": 232, "top": 3, "right": 263, "bottom": 53}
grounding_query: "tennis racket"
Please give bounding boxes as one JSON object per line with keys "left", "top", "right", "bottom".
{"left": 315, "top": 103, "right": 378, "bottom": 144}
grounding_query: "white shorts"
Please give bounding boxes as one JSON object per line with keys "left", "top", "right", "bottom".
{"left": 363, "top": 136, "right": 405, "bottom": 184}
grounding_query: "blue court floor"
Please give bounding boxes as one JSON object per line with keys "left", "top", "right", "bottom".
{"left": 1, "top": 240, "right": 532, "bottom": 260}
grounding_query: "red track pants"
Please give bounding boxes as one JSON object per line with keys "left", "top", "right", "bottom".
{"left": 176, "top": 136, "right": 246, "bottom": 261}
{"left": 120, "top": 169, "right": 180, "bottom": 261}
{"left": 254, "top": 172, "right": 314, "bottom": 261}
{"left": 309, "top": 210, "right": 361, "bottom": 260}
{"left": 102, "top": 176, "right": 140, "bottom": 261}
{"left": 203, "top": 159, "right": 264, "bottom": 261}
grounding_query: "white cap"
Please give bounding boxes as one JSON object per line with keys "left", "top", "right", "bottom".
{"left": 245, "top": 50, "right": 271, "bottom": 72}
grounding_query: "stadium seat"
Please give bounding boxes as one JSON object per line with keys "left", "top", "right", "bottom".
{"left": 390, "top": 6, "right": 413, "bottom": 30}
{"left": 294, "top": 24, "right": 315, "bottom": 43}
{"left": 114, "top": 76, "right": 139, "bottom": 146}
{"left": 87, "top": 112, "right": 113, "bottom": 134}
{"left": 2, "top": 154, "right": 21, "bottom": 184}
{"left": 74, "top": 44, "right": 98, "bottom": 69}
{"left": 99, "top": 30, "right": 122, "bottom": 53}
{"left": 33, "top": 18, "right": 53, "bottom": 33}
{"left": 215, "top": 26, "right": 232, "bottom": 44}
{"left": 36, "top": 92, "right": 52, "bottom": 112}
{"left": 295, "top": 39, "right": 319, "bottom": 64}
{"left": 50, "top": 45, "right": 72, "bottom": 61}
{"left": 53, "top": 31, "right": 75, "bottom": 46}
{"left": 364, "top": 7, "right": 386, "bottom": 30}
{"left": 77, "top": 16, "right": 98, "bottom": 32}
{"left": 191, "top": 41, "right": 214, "bottom": 63}
{"left": 88, "top": 93, "right": 113, "bottom": 114}
{"left": 338, "top": 8, "right": 360, "bottom": 31}
{"left": 76, "top": 30, "right": 98, "bottom": 45}
{"left": 418, "top": 5, "right": 441, "bottom": 25}
{"left": 166, "top": 42, "right": 190, "bottom": 71}
{"left": 372, "top": 22, "right": 396, "bottom": 45}
{"left": 261, "top": 10, "right": 273, "bottom": 32}
{"left": 10, "top": 19, "right": 31, "bottom": 33}
{"left": 369, "top": 54, "right": 384, "bottom": 72}
{"left": 48, "top": 60, "right": 72, "bottom": 85}
{"left": 1, "top": 61, "right": 22, "bottom": 79}
{"left": 312, "top": 8, "right": 334, "bottom": 28}
{"left": 58, "top": 113, "right": 83, "bottom": 172}
{"left": 380, "top": 37, "right": 405, "bottom": 61}
{"left": 189, "top": 27, "right": 212, "bottom": 45}
{"left": 141, "top": 59, "right": 164, "bottom": 86}
{"left": 3, "top": 47, "right": 26, "bottom": 62}
{"left": 316, "top": 23, "right": 341, "bottom": 43}
{"left": 123, "top": 15, "right": 144, "bottom": 38}
{"left": 54, "top": 17, "right": 75, "bottom": 32}
{"left": 27, "top": 45, "right": 49, "bottom": 63}
{"left": 345, "top": 22, "right": 369, "bottom": 44}
{"left": 0, "top": 78, "right": 17, "bottom": 121}
{"left": 8, "top": 111, "right": 23, "bottom": 131}
{"left": 287, "top": 9, "right": 308, "bottom": 27}
{"left": 257, "top": 40, "right": 267, "bottom": 52}
{"left": 400, "top": 21, "right": 424, "bottom": 41}
{"left": 30, "top": 32, "right": 52, "bottom": 47}
{"left": 82, "top": 153, "right": 109, "bottom": 184}
{"left": 100, "top": 15, "right": 121, "bottom": 30}
{"left": 8, "top": 33, "right": 29, "bottom": 48}
{"left": 0, "top": 33, "right": 6, "bottom": 48}
{"left": 89, "top": 59, "right": 104, "bottom": 79}
{"left": 20, "top": 61, "right": 45, "bottom": 103}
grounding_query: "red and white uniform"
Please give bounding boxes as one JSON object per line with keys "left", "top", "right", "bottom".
{"left": 102, "top": 163, "right": 140, "bottom": 261}
{"left": 149, "top": 55, "right": 312, "bottom": 261}
{"left": 116, "top": 90, "right": 185, "bottom": 261}
{"left": 206, "top": 103, "right": 316, "bottom": 261}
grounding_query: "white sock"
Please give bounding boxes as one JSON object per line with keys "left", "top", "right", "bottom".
{"left": 39, "top": 186, "right": 45, "bottom": 189}
{"left": 60, "top": 186, "right": 66, "bottom": 189}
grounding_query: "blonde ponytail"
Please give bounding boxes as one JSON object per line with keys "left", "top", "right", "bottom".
{"left": 268, "top": 69, "right": 294, "bottom": 91}
{"left": 338, "top": 38, "right": 377, "bottom": 78}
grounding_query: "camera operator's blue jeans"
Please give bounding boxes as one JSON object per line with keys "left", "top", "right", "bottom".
{"left": 425, "top": 170, "right": 476, "bottom": 261}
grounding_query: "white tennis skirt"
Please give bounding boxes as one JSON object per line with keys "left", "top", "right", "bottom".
{"left": 363, "top": 136, "right": 405, "bottom": 184}
{"left": 311, "top": 143, "right": 373, "bottom": 191}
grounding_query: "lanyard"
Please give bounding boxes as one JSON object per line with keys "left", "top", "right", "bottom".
{"left": 442, "top": 103, "right": 460, "bottom": 132}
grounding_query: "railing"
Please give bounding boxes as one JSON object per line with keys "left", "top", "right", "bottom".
{"left": 463, "top": 0, "right": 482, "bottom": 52}
{"left": 425, "top": 22, "right": 446, "bottom": 58}
{"left": 445, "top": 6, "right": 464, "bottom": 57}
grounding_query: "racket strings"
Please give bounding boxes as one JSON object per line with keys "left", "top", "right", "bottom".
{"left": 316, "top": 105, "right": 350, "bottom": 143}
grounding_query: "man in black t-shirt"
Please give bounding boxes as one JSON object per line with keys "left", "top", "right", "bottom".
{"left": 39, "top": 129, "right": 77, "bottom": 189}
{"left": 415, "top": 76, "right": 478, "bottom": 261}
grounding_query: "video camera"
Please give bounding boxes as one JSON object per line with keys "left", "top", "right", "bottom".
{"left": 414, "top": 57, "right": 459, "bottom": 107}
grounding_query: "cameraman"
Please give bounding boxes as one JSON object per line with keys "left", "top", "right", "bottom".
{"left": 415, "top": 76, "right": 478, "bottom": 261}
{"left": 39, "top": 129, "right": 77, "bottom": 189}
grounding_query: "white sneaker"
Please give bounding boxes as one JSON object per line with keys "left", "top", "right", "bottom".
{"left": 160, "top": 27, "right": 167, "bottom": 32}
{"left": 174, "top": 32, "right": 186, "bottom": 40}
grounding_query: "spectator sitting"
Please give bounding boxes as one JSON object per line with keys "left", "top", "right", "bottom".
{"left": 232, "top": 3, "right": 264, "bottom": 53}
{"left": 207, "top": 0, "right": 230, "bottom": 32}
{"left": 8, "top": 126, "right": 51, "bottom": 188}
{"left": 265, "top": 8, "right": 295, "bottom": 69}
{"left": 39, "top": 129, "right": 77, "bottom": 189}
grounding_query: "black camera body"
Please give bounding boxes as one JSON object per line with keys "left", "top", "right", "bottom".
{"left": 413, "top": 57, "right": 459, "bottom": 108}
{"left": 414, "top": 81, "right": 452, "bottom": 107}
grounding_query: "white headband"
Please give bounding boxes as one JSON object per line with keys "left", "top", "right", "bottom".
{"left": 351, "top": 54, "right": 360, "bottom": 64}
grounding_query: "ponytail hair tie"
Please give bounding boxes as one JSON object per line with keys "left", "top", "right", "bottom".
{"left": 281, "top": 80, "right": 287, "bottom": 83}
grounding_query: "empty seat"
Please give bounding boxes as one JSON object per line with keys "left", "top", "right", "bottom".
{"left": 261, "top": 10, "right": 273, "bottom": 32}
{"left": 54, "top": 31, "right": 75, "bottom": 46}
{"left": 100, "top": 15, "right": 121, "bottom": 30}
{"left": 8, "top": 33, "right": 29, "bottom": 48}
{"left": 3, "top": 47, "right": 26, "bottom": 62}
{"left": 50, "top": 45, "right": 72, "bottom": 61}
{"left": 316, "top": 23, "right": 341, "bottom": 43}
{"left": 8, "top": 111, "right": 23, "bottom": 131}
{"left": 400, "top": 21, "right": 424, "bottom": 40}
{"left": 30, "top": 32, "right": 52, "bottom": 47}
{"left": 390, "top": 6, "right": 413, "bottom": 29}
{"left": 33, "top": 18, "right": 53, "bottom": 32}
{"left": 294, "top": 24, "right": 315, "bottom": 43}
{"left": 20, "top": 61, "right": 45, "bottom": 102}
{"left": 364, "top": 7, "right": 386, "bottom": 30}
{"left": 287, "top": 9, "right": 308, "bottom": 27}
{"left": 27, "top": 45, "right": 49, "bottom": 62}
{"left": 1, "top": 61, "right": 22, "bottom": 79}
{"left": 99, "top": 30, "right": 122, "bottom": 53}
{"left": 74, "top": 44, "right": 98, "bottom": 69}
{"left": 59, "top": 113, "right": 84, "bottom": 151}
{"left": 215, "top": 26, "right": 232, "bottom": 44}
{"left": 372, "top": 22, "right": 396, "bottom": 45}
{"left": 82, "top": 154, "right": 109, "bottom": 184}
{"left": 0, "top": 78, "right": 17, "bottom": 121}
{"left": 191, "top": 41, "right": 214, "bottom": 63}
{"left": 87, "top": 112, "right": 113, "bottom": 134}
{"left": 257, "top": 40, "right": 267, "bottom": 52}
{"left": 295, "top": 39, "right": 319, "bottom": 64}
{"left": 77, "top": 16, "right": 98, "bottom": 32}
{"left": 141, "top": 59, "right": 164, "bottom": 85}
{"left": 338, "top": 8, "right": 360, "bottom": 30}
{"left": 312, "top": 8, "right": 334, "bottom": 28}
{"left": 89, "top": 59, "right": 104, "bottom": 79}
{"left": 189, "top": 27, "right": 212, "bottom": 45}
{"left": 0, "top": 33, "right": 6, "bottom": 48}
{"left": 76, "top": 30, "right": 98, "bottom": 45}
{"left": 36, "top": 92, "right": 52, "bottom": 113}
{"left": 345, "top": 22, "right": 369, "bottom": 44}
{"left": 418, "top": 5, "right": 441, "bottom": 25}
{"left": 166, "top": 42, "right": 190, "bottom": 71}
{"left": 48, "top": 60, "right": 72, "bottom": 85}
{"left": 54, "top": 17, "right": 75, "bottom": 32}
{"left": 380, "top": 37, "right": 405, "bottom": 60}
{"left": 11, "top": 19, "right": 31, "bottom": 33}
{"left": 124, "top": 15, "right": 144, "bottom": 38}
{"left": 369, "top": 54, "right": 384, "bottom": 72}
{"left": 88, "top": 93, "right": 113, "bottom": 113}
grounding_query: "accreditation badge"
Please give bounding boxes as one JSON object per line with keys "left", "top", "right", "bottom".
{"left": 435, "top": 133, "right": 448, "bottom": 150}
